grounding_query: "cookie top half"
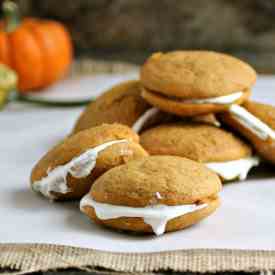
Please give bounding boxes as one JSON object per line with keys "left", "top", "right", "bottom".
{"left": 140, "top": 123, "right": 252, "bottom": 162}
{"left": 140, "top": 51, "right": 256, "bottom": 99}
{"left": 91, "top": 156, "right": 222, "bottom": 207}
{"left": 73, "top": 80, "right": 149, "bottom": 134}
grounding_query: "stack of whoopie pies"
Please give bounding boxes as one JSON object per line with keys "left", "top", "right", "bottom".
{"left": 31, "top": 51, "right": 275, "bottom": 236}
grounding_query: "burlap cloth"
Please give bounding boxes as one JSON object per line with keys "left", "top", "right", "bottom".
{"left": 1, "top": 244, "right": 275, "bottom": 275}
{"left": 1, "top": 59, "right": 275, "bottom": 275}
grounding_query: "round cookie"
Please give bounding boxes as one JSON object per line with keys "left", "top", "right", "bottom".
{"left": 31, "top": 123, "right": 148, "bottom": 200}
{"left": 140, "top": 123, "right": 259, "bottom": 181}
{"left": 220, "top": 101, "right": 275, "bottom": 164}
{"left": 140, "top": 51, "right": 256, "bottom": 117}
{"left": 72, "top": 80, "right": 151, "bottom": 134}
{"left": 80, "top": 156, "right": 222, "bottom": 235}
{"left": 72, "top": 80, "right": 148, "bottom": 133}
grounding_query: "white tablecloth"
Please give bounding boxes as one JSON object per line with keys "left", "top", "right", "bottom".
{"left": 1, "top": 74, "right": 275, "bottom": 252}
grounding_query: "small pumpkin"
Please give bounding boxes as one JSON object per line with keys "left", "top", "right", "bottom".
{"left": 0, "top": 1, "right": 73, "bottom": 93}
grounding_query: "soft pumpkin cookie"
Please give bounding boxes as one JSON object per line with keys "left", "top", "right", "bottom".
{"left": 140, "top": 123, "right": 259, "bottom": 181}
{"left": 80, "top": 156, "right": 222, "bottom": 235}
{"left": 140, "top": 51, "right": 256, "bottom": 117}
{"left": 72, "top": 80, "right": 169, "bottom": 134}
{"left": 220, "top": 101, "right": 275, "bottom": 164}
{"left": 31, "top": 123, "right": 148, "bottom": 200}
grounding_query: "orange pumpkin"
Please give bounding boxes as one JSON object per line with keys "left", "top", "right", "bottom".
{"left": 0, "top": 1, "right": 73, "bottom": 93}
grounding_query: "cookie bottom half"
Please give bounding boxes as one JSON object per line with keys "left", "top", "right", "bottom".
{"left": 82, "top": 197, "right": 220, "bottom": 234}
{"left": 142, "top": 88, "right": 251, "bottom": 117}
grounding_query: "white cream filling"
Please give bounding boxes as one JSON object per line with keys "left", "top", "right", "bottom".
{"left": 132, "top": 106, "right": 221, "bottom": 133}
{"left": 132, "top": 107, "right": 159, "bottom": 133}
{"left": 183, "top": 92, "right": 243, "bottom": 105}
{"left": 206, "top": 156, "right": 260, "bottom": 181}
{"left": 132, "top": 93, "right": 241, "bottom": 133}
{"left": 229, "top": 105, "right": 275, "bottom": 140}
{"left": 80, "top": 194, "right": 207, "bottom": 235}
{"left": 33, "top": 140, "right": 127, "bottom": 199}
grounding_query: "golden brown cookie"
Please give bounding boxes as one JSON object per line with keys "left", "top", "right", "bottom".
{"left": 81, "top": 156, "right": 222, "bottom": 235}
{"left": 140, "top": 123, "right": 259, "bottom": 181}
{"left": 72, "top": 80, "right": 180, "bottom": 134}
{"left": 72, "top": 80, "right": 150, "bottom": 134}
{"left": 140, "top": 51, "right": 256, "bottom": 117}
{"left": 72, "top": 80, "right": 175, "bottom": 134}
{"left": 141, "top": 51, "right": 256, "bottom": 98}
{"left": 31, "top": 123, "right": 148, "bottom": 200}
{"left": 220, "top": 101, "right": 275, "bottom": 164}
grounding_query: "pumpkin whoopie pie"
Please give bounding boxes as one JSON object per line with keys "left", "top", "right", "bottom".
{"left": 140, "top": 123, "right": 259, "bottom": 181}
{"left": 220, "top": 101, "right": 275, "bottom": 165}
{"left": 72, "top": 80, "right": 172, "bottom": 134}
{"left": 31, "top": 124, "right": 148, "bottom": 200}
{"left": 140, "top": 51, "right": 256, "bottom": 117}
{"left": 80, "top": 156, "right": 222, "bottom": 235}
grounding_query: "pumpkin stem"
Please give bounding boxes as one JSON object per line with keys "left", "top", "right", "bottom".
{"left": 3, "top": 0, "right": 21, "bottom": 32}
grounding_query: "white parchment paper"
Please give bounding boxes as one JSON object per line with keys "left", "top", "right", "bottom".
{"left": 1, "top": 74, "right": 275, "bottom": 252}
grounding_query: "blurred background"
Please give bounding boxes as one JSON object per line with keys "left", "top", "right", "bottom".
{"left": 14, "top": 0, "right": 275, "bottom": 73}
